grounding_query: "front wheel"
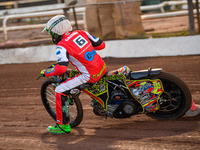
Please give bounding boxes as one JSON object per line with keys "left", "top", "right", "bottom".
{"left": 41, "top": 78, "right": 83, "bottom": 128}
{"left": 147, "top": 72, "right": 192, "bottom": 120}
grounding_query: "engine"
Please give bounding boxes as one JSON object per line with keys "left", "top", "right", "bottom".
{"left": 112, "top": 100, "right": 137, "bottom": 118}
{"left": 92, "top": 90, "right": 138, "bottom": 118}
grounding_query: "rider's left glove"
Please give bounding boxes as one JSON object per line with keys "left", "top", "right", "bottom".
{"left": 48, "top": 62, "right": 57, "bottom": 68}
{"left": 40, "top": 69, "right": 46, "bottom": 77}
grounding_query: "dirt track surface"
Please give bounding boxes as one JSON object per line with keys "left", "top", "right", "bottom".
{"left": 0, "top": 55, "right": 200, "bottom": 150}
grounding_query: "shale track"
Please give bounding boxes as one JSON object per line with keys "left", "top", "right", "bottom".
{"left": 0, "top": 55, "right": 200, "bottom": 150}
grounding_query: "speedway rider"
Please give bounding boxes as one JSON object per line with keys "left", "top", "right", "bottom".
{"left": 41, "top": 15, "right": 107, "bottom": 134}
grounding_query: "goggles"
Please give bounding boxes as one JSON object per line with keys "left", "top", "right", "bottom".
{"left": 42, "top": 16, "right": 68, "bottom": 35}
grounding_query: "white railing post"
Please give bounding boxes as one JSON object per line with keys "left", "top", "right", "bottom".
{"left": 3, "top": 16, "right": 8, "bottom": 41}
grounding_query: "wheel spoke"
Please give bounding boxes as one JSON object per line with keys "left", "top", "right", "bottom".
{"left": 47, "top": 86, "right": 55, "bottom": 93}
{"left": 69, "top": 103, "right": 78, "bottom": 121}
{"left": 47, "top": 97, "right": 55, "bottom": 104}
{"left": 69, "top": 112, "right": 76, "bottom": 120}
{"left": 46, "top": 91, "right": 55, "bottom": 99}
{"left": 169, "top": 103, "right": 178, "bottom": 109}
{"left": 70, "top": 105, "right": 78, "bottom": 113}
{"left": 46, "top": 86, "right": 55, "bottom": 96}
{"left": 169, "top": 90, "right": 180, "bottom": 95}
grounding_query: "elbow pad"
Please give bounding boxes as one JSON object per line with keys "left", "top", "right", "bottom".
{"left": 94, "top": 41, "right": 105, "bottom": 50}
{"left": 45, "top": 64, "right": 68, "bottom": 77}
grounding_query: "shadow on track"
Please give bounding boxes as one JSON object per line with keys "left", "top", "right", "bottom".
{"left": 41, "top": 117, "right": 199, "bottom": 150}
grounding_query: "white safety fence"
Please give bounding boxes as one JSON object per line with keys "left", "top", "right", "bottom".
{"left": 141, "top": 9, "right": 200, "bottom": 19}
{"left": 1, "top": 8, "right": 85, "bottom": 41}
{"left": 140, "top": 0, "right": 195, "bottom": 13}
{"left": 0, "top": 35, "right": 200, "bottom": 64}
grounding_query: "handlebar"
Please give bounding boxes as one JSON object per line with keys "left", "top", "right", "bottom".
{"left": 36, "top": 76, "right": 41, "bottom": 80}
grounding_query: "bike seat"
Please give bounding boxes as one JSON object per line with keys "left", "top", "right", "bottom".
{"left": 130, "top": 68, "right": 162, "bottom": 79}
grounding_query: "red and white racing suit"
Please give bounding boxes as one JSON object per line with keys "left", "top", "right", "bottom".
{"left": 44, "top": 30, "right": 107, "bottom": 125}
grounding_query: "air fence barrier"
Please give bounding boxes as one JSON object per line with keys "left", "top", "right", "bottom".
{"left": 0, "top": 35, "right": 200, "bottom": 64}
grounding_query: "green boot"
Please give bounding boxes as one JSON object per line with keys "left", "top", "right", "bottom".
{"left": 47, "top": 123, "right": 71, "bottom": 134}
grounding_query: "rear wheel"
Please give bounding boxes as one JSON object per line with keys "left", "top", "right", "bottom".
{"left": 41, "top": 78, "right": 83, "bottom": 127}
{"left": 147, "top": 72, "right": 192, "bottom": 120}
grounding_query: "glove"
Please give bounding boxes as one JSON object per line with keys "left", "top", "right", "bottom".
{"left": 40, "top": 69, "right": 46, "bottom": 77}
{"left": 48, "top": 62, "right": 57, "bottom": 68}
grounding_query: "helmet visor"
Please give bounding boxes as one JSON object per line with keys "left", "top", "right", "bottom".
{"left": 42, "top": 26, "right": 47, "bottom": 33}
{"left": 43, "top": 17, "right": 68, "bottom": 33}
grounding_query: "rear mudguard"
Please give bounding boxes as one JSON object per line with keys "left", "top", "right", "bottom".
{"left": 130, "top": 68, "right": 162, "bottom": 79}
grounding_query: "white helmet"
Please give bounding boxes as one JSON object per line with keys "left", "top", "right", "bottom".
{"left": 43, "top": 15, "right": 72, "bottom": 44}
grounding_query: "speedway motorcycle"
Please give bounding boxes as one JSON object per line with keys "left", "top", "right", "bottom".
{"left": 39, "top": 66, "right": 192, "bottom": 128}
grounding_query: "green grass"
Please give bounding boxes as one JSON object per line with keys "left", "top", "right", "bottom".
{"left": 150, "top": 30, "right": 191, "bottom": 38}
{"left": 128, "top": 34, "right": 149, "bottom": 39}
{"left": 101, "top": 30, "right": 199, "bottom": 41}
{"left": 27, "top": 19, "right": 40, "bottom": 24}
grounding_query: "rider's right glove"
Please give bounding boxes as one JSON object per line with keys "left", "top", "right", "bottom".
{"left": 40, "top": 69, "right": 46, "bottom": 77}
